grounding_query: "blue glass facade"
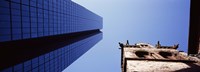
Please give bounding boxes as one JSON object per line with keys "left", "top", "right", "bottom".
{"left": 1, "top": 33, "right": 102, "bottom": 72}
{"left": 0, "top": 0, "right": 102, "bottom": 72}
{"left": 0, "top": 0, "right": 102, "bottom": 42}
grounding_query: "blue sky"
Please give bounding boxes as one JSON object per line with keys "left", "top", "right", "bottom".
{"left": 63, "top": 0, "right": 190, "bottom": 72}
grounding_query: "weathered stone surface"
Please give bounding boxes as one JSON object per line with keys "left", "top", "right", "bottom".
{"left": 127, "top": 60, "right": 190, "bottom": 72}
{"left": 120, "top": 42, "right": 200, "bottom": 72}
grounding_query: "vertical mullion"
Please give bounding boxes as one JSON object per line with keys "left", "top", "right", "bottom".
{"left": 42, "top": 0, "right": 44, "bottom": 36}
{"left": 29, "top": 0, "right": 31, "bottom": 38}
{"left": 9, "top": 0, "right": 13, "bottom": 40}
{"left": 48, "top": 0, "right": 50, "bottom": 35}
{"left": 20, "top": 0, "right": 23, "bottom": 39}
{"left": 36, "top": 0, "right": 38, "bottom": 37}
{"left": 52, "top": 0, "right": 54, "bottom": 35}
{"left": 57, "top": 1, "right": 59, "bottom": 34}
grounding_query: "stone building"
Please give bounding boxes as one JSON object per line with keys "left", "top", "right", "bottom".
{"left": 119, "top": 41, "right": 200, "bottom": 72}
{"left": 119, "top": 0, "right": 200, "bottom": 72}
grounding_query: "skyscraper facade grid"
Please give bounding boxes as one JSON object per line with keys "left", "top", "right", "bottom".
{"left": 0, "top": 0, "right": 103, "bottom": 72}
{"left": 0, "top": 0, "right": 102, "bottom": 42}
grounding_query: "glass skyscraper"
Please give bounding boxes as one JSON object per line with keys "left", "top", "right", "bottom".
{"left": 0, "top": 0, "right": 102, "bottom": 72}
